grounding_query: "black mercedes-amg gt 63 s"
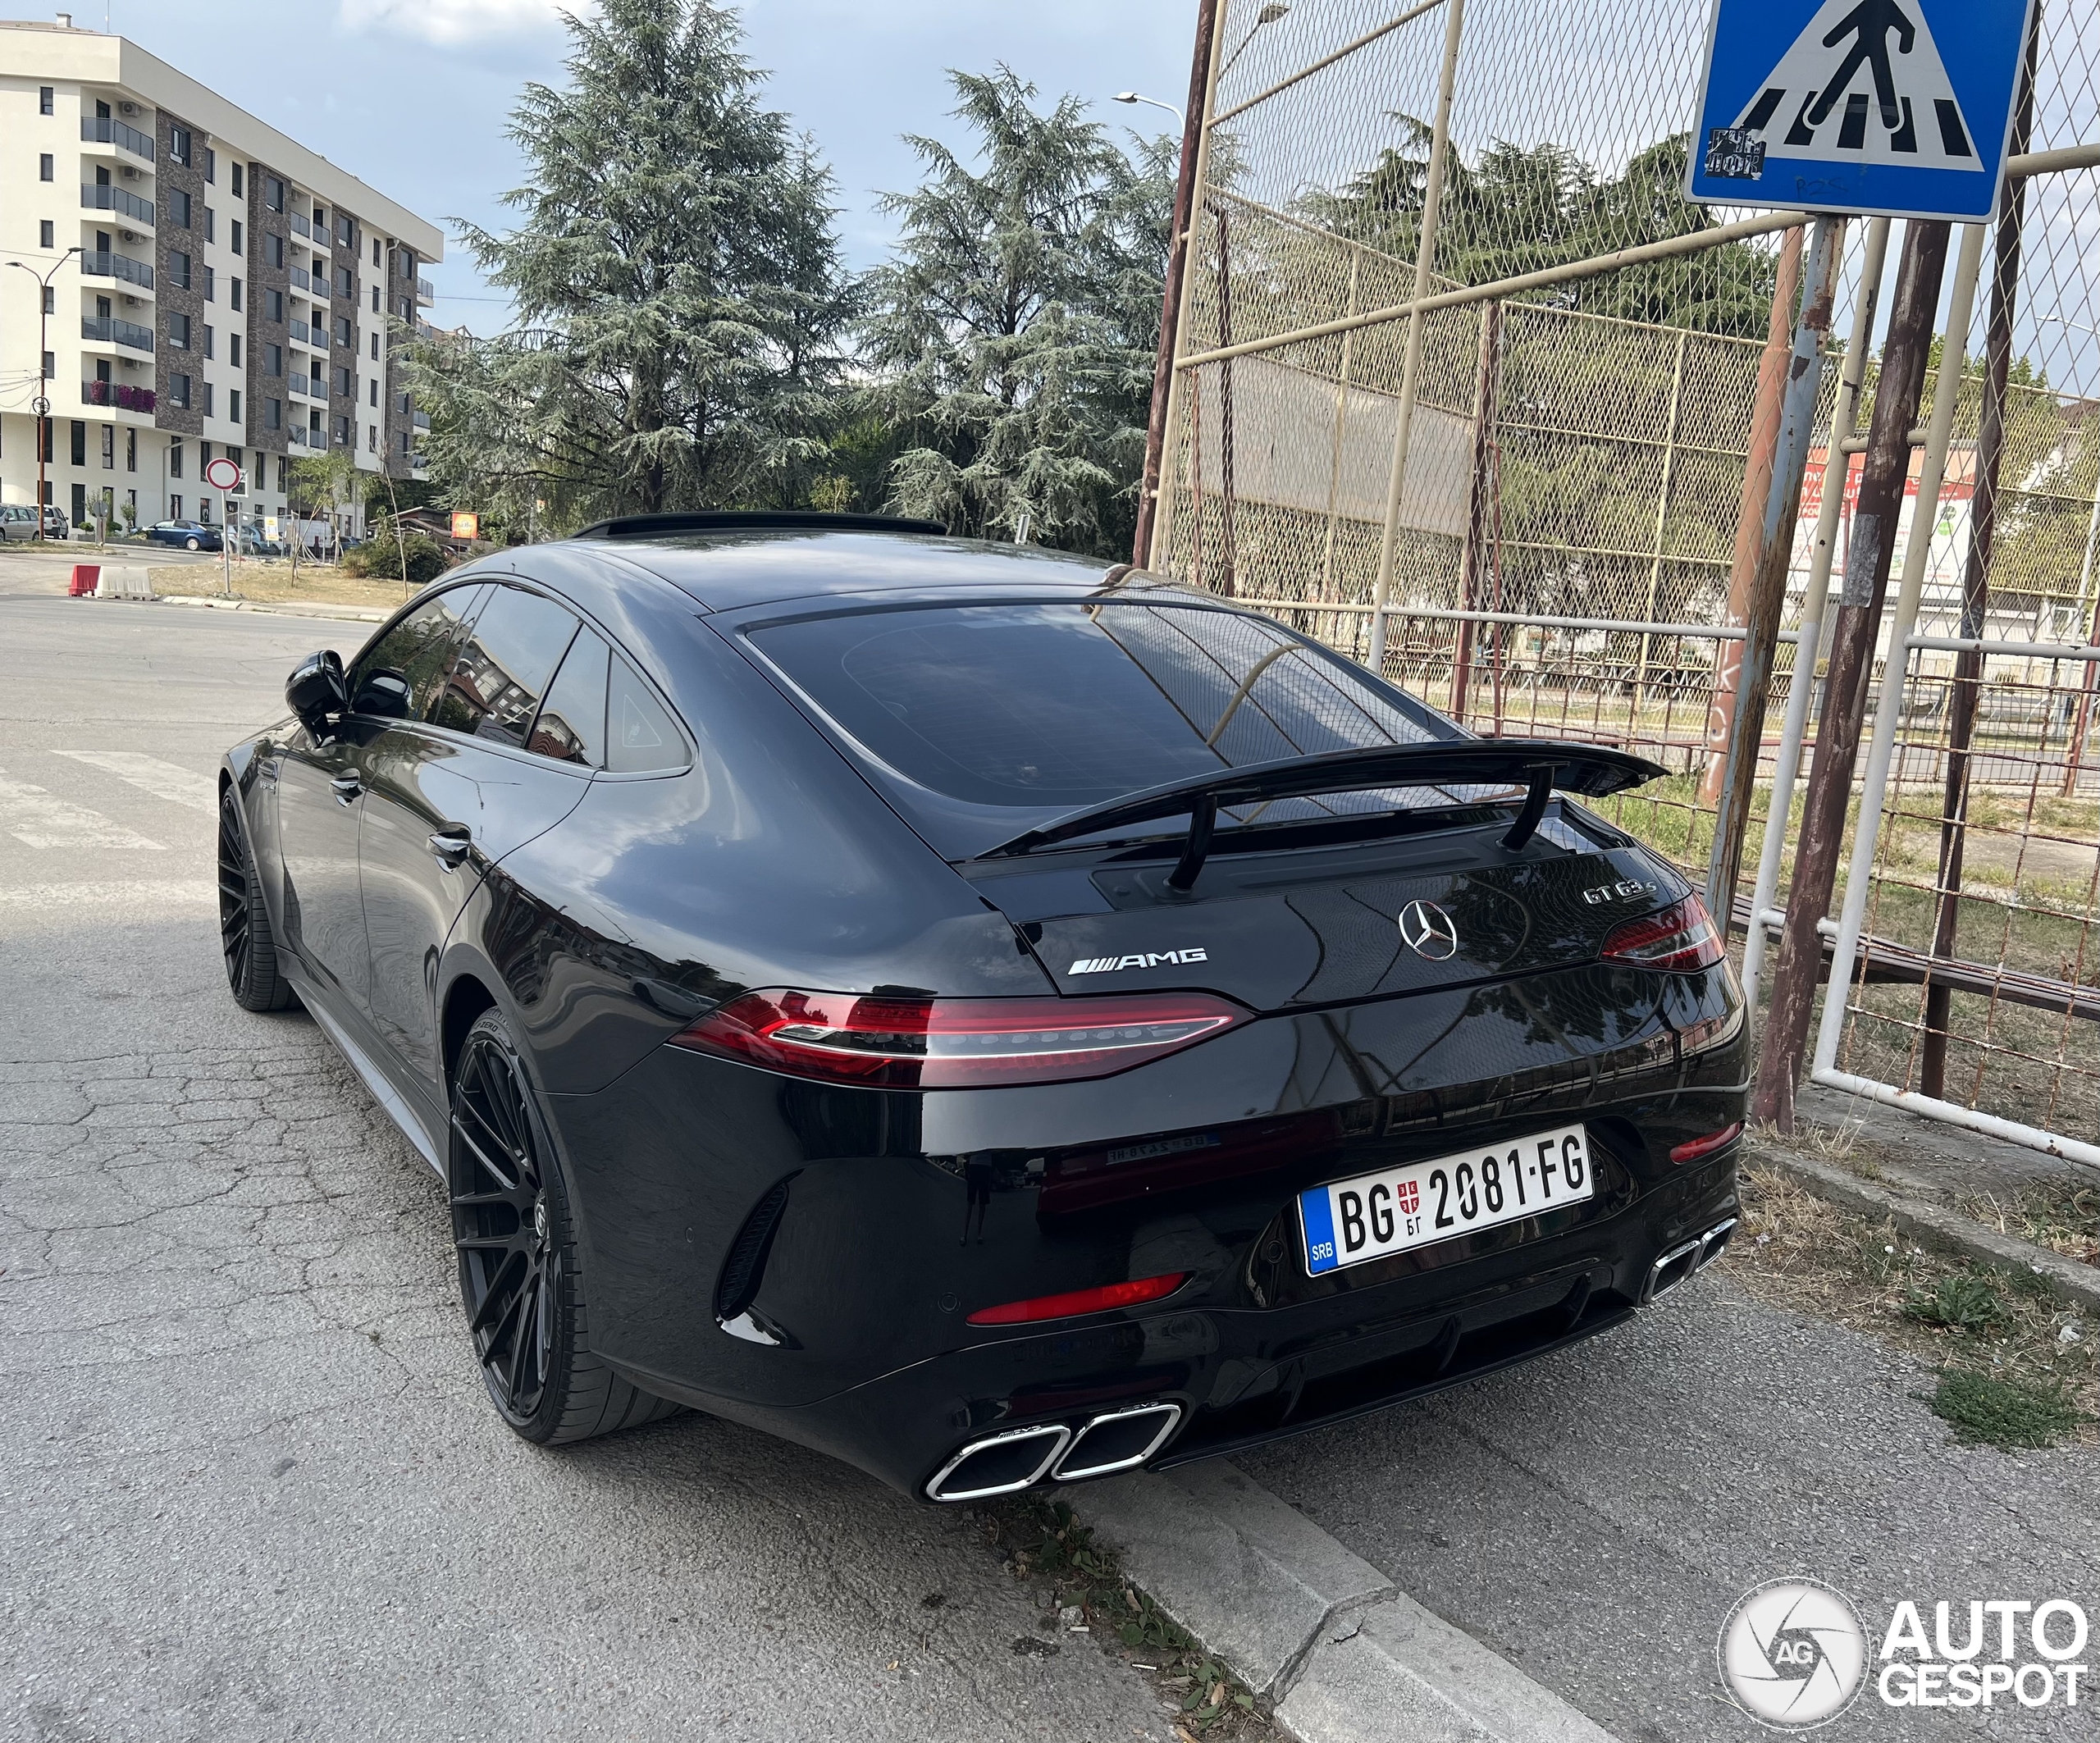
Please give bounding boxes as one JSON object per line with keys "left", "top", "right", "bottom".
{"left": 217, "top": 513, "right": 1746, "bottom": 1500}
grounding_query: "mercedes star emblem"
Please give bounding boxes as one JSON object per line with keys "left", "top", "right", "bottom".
{"left": 1398, "top": 899, "right": 1461, "bottom": 961}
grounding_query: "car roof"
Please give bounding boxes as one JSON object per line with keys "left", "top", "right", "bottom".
{"left": 559, "top": 526, "right": 1119, "bottom": 614}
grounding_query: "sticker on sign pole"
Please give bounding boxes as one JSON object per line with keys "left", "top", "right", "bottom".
{"left": 1685, "top": 0, "right": 2036, "bottom": 223}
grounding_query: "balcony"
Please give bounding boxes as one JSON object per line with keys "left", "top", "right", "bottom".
{"left": 80, "top": 249, "right": 154, "bottom": 291}
{"left": 80, "top": 116, "right": 154, "bottom": 162}
{"left": 81, "top": 313, "right": 154, "bottom": 353}
{"left": 290, "top": 264, "right": 311, "bottom": 292}
{"left": 416, "top": 276, "right": 435, "bottom": 306}
{"left": 290, "top": 375, "right": 325, "bottom": 401}
{"left": 412, "top": 409, "right": 431, "bottom": 431}
{"left": 290, "top": 211, "right": 311, "bottom": 239}
{"left": 81, "top": 184, "right": 154, "bottom": 226}
{"left": 81, "top": 379, "right": 156, "bottom": 413}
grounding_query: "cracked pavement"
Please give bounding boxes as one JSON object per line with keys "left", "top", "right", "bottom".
{"left": 0, "top": 597, "right": 1174, "bottom": 1742}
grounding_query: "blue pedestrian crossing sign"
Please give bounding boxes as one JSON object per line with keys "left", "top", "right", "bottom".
{"left": 1685, "top": 0, "right": 2036, "bottom": 223}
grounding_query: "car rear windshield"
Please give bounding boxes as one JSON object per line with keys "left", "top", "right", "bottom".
{"left": 747, "top": 601, "right": 1467, "bottom": 835}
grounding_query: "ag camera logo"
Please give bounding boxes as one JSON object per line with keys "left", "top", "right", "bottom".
{"left": 1719, "top": 1579, "right": 1869, "bottom": 1729}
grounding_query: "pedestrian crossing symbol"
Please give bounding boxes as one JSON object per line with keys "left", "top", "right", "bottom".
{"left": 1685, "top": 0, "right": 2035, "bottom": 223}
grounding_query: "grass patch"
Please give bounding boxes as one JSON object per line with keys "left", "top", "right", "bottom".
{"left": 1725, "top": 1166, "right": 2095, "bottom": 1450}
{"left": 984, "top": 1495, "right": 1273, "bottom": 1739}
{"left": 1931, "top": 1370, "right": 2084, "bottom": 1449}
{"left": 150, "top": 562, "right": 426, "bottom": 613}
{"left": 1956, "top": 1176, "right": 2100, "bottom": 1265}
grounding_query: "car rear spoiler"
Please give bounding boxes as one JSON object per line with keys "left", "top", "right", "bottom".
{"left": 985, "top": 740, "right": 1668, "bottom": 892}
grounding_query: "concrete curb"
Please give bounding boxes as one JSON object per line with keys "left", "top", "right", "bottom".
{"left": 150, "top": 594, "right": 391, "bottom": 623}
{"left": 1074, "top": 1463, "right": 1619, "bottom": 1743}
{"left": 1747, "top": 1138, "right": 2100, "bottom": 1314}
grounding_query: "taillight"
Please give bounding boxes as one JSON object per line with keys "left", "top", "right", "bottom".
{"left": 1669, "top": 1122, "right": 1743, "bottom": 1165}
{"left": 669, "top": 990, "right": 1247, "bottom": 1088}
{"left": 966, "top": 1271, "right": 1189, "bottom": 1326}
{"left": 1600, "top": 895, "right": 1725, "bottom": 974}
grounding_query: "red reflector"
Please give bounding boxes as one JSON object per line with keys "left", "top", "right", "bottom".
{"left": 1669, "top": 1122, "right": 1743, "bottom": 1166}
{"left": 1601, "top": 895, "right": 1726, "bottom": 974}
{"left": 669, "top": 990, "right": 1245, "bottom": 1088}
{"left": 966, "top": 1271, "right": 1189, "bottom": 1326}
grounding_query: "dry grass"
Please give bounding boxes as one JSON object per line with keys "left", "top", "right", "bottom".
{"left": 1723, "top": 1166, "right": 2097, "bottom": 1447}
{"left": 1955, "top": 1176, "right": 2100, "bottom": 1265}
{"left": 150, "top": 563, "right": 419, "bottom": 612}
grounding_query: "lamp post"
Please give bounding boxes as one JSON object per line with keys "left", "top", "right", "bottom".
{"left": 1218, "top": 1, "right": 1290, "bottom": 82}
{"left": 1113, "top": 92, "right": 1185, "bottom": 131}
{"left": 7, "top": 246, "right": 83, "bottom": 541}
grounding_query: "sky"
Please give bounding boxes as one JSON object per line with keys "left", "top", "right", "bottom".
{"left": 98, "top": 0, "right": 1197, "bottom": 331}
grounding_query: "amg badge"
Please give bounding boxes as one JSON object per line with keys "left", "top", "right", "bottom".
{"left": 1069, "top": 948, "right": 1209, "bottom": 975}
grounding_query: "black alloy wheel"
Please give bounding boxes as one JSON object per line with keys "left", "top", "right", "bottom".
{"left": 447, "top": 1009, "right": 680, "bottom": 1444}
{"left": 218, "top": 787, "right": 290, "bottom": 1011}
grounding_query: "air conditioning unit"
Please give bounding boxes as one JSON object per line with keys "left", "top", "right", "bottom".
{"left": 123, "top": 294, "right": 140, "bottom": 307}
{"left": 121, "top": 167, "right": 139, "bottom": 180}
{"left": 119, "top": 100, "right": 139, "bottom": 115}
{"left": 119, "top": 227, "right": 138, "bottom": 242}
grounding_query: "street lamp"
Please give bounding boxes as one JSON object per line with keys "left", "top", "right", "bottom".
{"left": 1114, "top": 92, "right": 1185, "bottom": 131}
{"left": 7, "top": 246, "right": 82, "bottom": 542}
{"left": 1218, "top": 2, "right": 1290, "bottom": 82}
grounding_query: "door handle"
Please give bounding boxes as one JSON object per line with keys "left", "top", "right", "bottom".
{"left": 427, "top": 827, "right": 473, "bottom": 871}
{"left": 331, "top": 772, "right": 361, "bottom": 805}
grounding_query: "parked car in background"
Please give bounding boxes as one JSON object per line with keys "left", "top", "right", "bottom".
{"left": 235, "top": 527, "right": 284, "bottom": 557}
{"left": 0, "top": 504, "right": 41, "bottom": 541}
{"left": 147, "top": 519, "right": 223, "bottom": 552}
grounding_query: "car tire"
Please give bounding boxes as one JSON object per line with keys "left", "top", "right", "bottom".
{"left": 218, "top": 787, "right": 294, "bottom": 1013}
{"left": 449, "top": 1007, "right": 682, "bottom": 1444}
{"left": 185, "top": 536, "right": 201, "bottom": 551}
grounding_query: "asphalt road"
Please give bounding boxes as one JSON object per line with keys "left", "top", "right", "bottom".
{"left": 0, "top": 597, "right": 1173, "bottom": 1743}
{"left": 4, "top": 590, "right": 2095, "bottom": 1742}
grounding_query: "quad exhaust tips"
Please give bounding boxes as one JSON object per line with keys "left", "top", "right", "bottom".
{"left": 924, "top": 1403, "right": 1184, "bottom": 1503}
{"left": 1643, "top": 1216, "right": 1739, "bottom": 1305}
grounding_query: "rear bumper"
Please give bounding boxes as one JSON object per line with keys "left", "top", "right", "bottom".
{"left": 605, "top": 1150, "right": 1740, "bottom": 1500}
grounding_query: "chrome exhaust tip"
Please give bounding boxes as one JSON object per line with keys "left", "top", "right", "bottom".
{"left": 1696, "top": 1216, "right": 1739, "bottom": 1271}
{"left": 1643, "top": 1236, "right": 1703, "bottom": 1303}
{"left": 924, "top": 1423, "right": 1071, "bottom": 1503}
{"left": 1053, "top": 1403, "right": 1182, "bottom": 1482}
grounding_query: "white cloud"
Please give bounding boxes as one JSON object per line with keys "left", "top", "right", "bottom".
{"left": 337, "top": 0, "right": 582, "bottom": 48}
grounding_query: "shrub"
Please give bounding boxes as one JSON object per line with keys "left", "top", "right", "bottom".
{"left": 345, "top": 525, "right": 447, "bottom": 586}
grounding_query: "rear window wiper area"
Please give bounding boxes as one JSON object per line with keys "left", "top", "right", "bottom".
{"left": 984, "top": 741, "right": 1667, "bottom": 892}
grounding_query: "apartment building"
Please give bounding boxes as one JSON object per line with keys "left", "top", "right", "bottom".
{"left": 1, "top": 13, "right": 442, "bottom": 535}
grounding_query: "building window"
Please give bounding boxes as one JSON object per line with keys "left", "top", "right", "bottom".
{"left": 266, "top": 233, "right": 283, "bottom": 269}
{"left": 168, "top": 125, "right": 191, "bottom": 167}
{"left": 265, "top": 399, "right": 281, "bottom": 431}
{"left": 169, "top": 439, "right": 183, "bottom": 478}
{"left": 170, "top": 493, "right": 181, "bottom": 518}
{"left": 399, "top": 392, "right": 412, "bottom": 415}
{"left": 39, "top": 85, "right": 53, "bottom": 115}
{"left": 334, "top": 316, "right": 352, "bottom": 346}
{"left": 203, "top": 265, "right": 214, "bottom": 302}
{"left": 368, "top": 378, "right": 377, "bottom": 408}
{"left": 203, "top": 381, "right": 214, "bottom": 417}
{"left": 333, "top": 365, "right": 350, "bottom": 395}
{"left": 169, "top": 375, "right": 191, "bottom": 410}
{"left": 372, "top": 238, "right": 381, "bottom": 268}
{"left": 168, "top": 250, "right": 191, "bottom": 290}
{"left": 369, "top": 331, "right": 379, "bottom": 361}
{"left": 332, "top": 414, "right": 349, "bottom": 445}
{"left": 266, "top": 288, "right": 283, "bottom": 323}
{"left": 43, "top": 286, "right": 54, "bottom": 315}
{"left": 200, "top": 441, "right": 212, "bottom": 468}
{"left": 126, "top": 427, "right": 136, "bottom": 472}
{"left": 70, "top": 420, "right": 86, "bottom": 465}
{"left": 204, "top": 147, "right": 215, "bottom": 184}
{"left": 367, "top": 424, "right": 377, "bottom": 452}
{"left": 264, "top": 344, "right": 283, "bottom": 376}
{"left": 39, "top": 219, "right": 53, "bottom": 249}
{"left": 231, "top": 219, "right": 243, "bottom": 255}
{"left": 100, "top": 424, "right": 114, "bottom": 468}
{"left": 170, "top": 189, "right": 191, "bottom": 228}
{"left": 168, "top": 313, "right": 190, "bottom": 349}
{"left": 338, "top": 215, "right": 354, "bottom": 248}
{"left": 231, "top": 163, "right": 243, "bottom": 197}
{"left": 229, "top": 389, "right": 241, "bottom": 422}
{"left": 203, "top": 206, "right": 214, "bottom": 243}
{"left": 43, "top": 349, "right": 55, "bottom": 378}
{"left": 230, "top": 334, "right": 240, "bottom": 366}
{"left": 399, "top": 430, "right": 411, "bottom": 456}
{"left": 39, "top": 153, "right": 53, "bottom": 182}
{"left": 265, "top": 176, "right": 284, "bottom": 212}
{"left": 71, "top": 481, "right": 85, "bottom": 526}
{"left": 203, "top": 324, "right": 214, "bottom": 358}
{"left": 230, "top": 276, "right": 243, "bottom": 312}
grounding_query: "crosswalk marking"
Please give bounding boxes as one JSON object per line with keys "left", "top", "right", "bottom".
{"left": 52, "top": 750, "right": 219, "bottom": 814}
{"left": 0, "top": 771, "right": 167, "bottom": 851}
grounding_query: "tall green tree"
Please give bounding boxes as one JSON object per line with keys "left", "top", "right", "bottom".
{"left": 857, "top": 68, "right": 1175, "bottom": 555}
{"left": 402, "top": 0, "right": 856, "bottom": 532}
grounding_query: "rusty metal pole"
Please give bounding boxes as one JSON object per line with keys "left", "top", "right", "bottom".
{"left": 1752, "top": 219, "right": 1954, "bottom": 1131}
{"left": 1705, "top": 217, "right": 1844, "bottom": 921}
{"left": 1133, "top": 0, "right": 1221, "bottom": 570}
{"left": 1922, "top": 30, "right": 2037, "bottom": 1097}
{"left": 1700, "top": 225, "right": 1806, "bottom": 807}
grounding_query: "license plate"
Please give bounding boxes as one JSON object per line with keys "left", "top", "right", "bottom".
{"left": 1298, "top": 1124, "right": 1594, "bottom": 1276}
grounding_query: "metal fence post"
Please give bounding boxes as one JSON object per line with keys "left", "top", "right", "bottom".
{"left": 1704, "top": 217, "right": 1843, "bottom": 922}
{"left": 1635, "top": 330, "right": 1690, "bottom": 714}
{"left": 1754, "top": 217, "right": 1954, "bottom": 1130}
{"left": 1452, "top": 298, "right": 1501, "bottom": 720}
{"left": 1811, "top": 222, "right": 1990, "bottom": 1084}
{"left": 1363, "top": 0, "right": 1464, "bottom": 678}
{"left": 1742, "top": 217, "right": 1894, "bottom": 994}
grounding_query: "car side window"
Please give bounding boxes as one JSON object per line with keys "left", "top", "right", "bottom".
{"left": 604, "top": 653, "right": 690, "bottom": 773}
{"left": 525, "top": 628, "right": 609, "bottom": 768}
{"left": 349, "top": 586, "right": 486, "bottom": 721}
{"left": 431, "top": 584, "right": 578, "bottom": 746}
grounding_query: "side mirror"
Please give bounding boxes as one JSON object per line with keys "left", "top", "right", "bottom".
{"left": 286, "top": 650, "right": 348, "bottom": 733}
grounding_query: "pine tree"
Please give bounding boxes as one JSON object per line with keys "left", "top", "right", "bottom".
{"left": 403, "top": 0, "right": 854, "bottom": 532}
{"left": 858, "top": 68, "right": 1175, "bottom": 556}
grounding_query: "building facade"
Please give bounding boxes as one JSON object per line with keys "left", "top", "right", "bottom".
{"left": 1, "top": 15, "right": 441, "bottom": 535}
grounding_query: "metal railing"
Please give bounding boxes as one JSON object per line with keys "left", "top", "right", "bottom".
{"left": 290, "top": 211, "right": 311, "bottom": 239}
{"left": 416, "top": 276, "right": 435, "bottom": 305}
{"left": 290, "top": 265, "right": 311, "bottom": 292}
{"left": 80, "top": 116, "right": 153, "bottom": 160}
{"left": 81, "top": 314, "right": 153, "bottom": 353}
{"left": 80, "top": 379, "right": 155, "bottom": 412}
{"left": 80, "top": 249, "right": 153, "bottom": 290}
{"left": 80, "top": 184, "right": 153, "bottom": 226}
{"left": 412, "top": 409, "right": 431, "bottom": 431}
{"left": 289, "top": 374, "right": 324, "bottom": 400}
